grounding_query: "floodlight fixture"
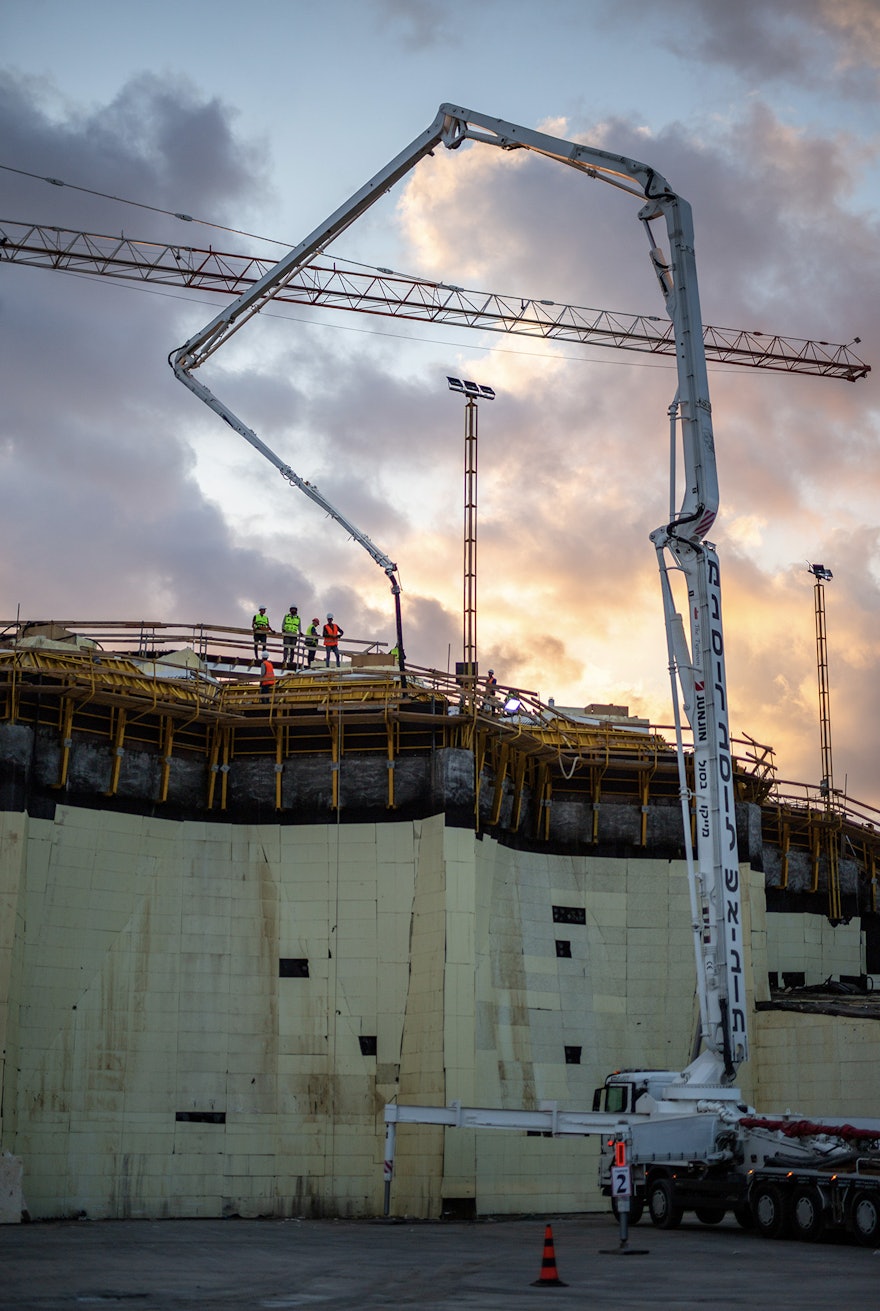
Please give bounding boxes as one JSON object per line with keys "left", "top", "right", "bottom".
{"left": 807, "top": 561, "right": 833, "bottom": 582}
{"left": 447, "top": 376, "right": 495, "bottom": 401}
{"left": 503, "top": 697, "right": 523, "bottom": 715}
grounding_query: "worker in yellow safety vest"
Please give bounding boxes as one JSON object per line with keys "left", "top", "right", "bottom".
{"left": 304, "top": 618, "right": 319, "bottom": 668}
{"left": 282, "top": 606, "right": 302, "bottom": 670}
{"left": 252, "top": 606, "right": 271, "bottom": 661}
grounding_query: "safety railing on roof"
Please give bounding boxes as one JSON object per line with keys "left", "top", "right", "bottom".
{"left": 765, "top": 777, "right": 880, "bottom": 834}
{"left": 0, "top": 617, "right": 387, "bottom": 667}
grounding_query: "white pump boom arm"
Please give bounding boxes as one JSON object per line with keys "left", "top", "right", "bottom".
{"left": 171, "top": 105, "right": 746, "bottom": 1073}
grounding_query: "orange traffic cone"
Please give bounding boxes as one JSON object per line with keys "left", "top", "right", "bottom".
{"left": 531, "top": 1223, "right": 568, "bottom": 1287}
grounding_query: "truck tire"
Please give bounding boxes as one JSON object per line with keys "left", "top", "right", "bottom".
{"left": 694, "top": 1207, "right": 726, "bottom": 1225}
{"left": 647, "top": 1177, "right": 683, "bottom": 1230}
{"left": 751, "top": 1182, "right": 790, "bottom": 1239}
{"left": 849, "top": 1189, "right": 880, "bottom": 1247}
{"left": 733, "top": 1203, "right": 755, "bottom": 1230}
{"left": 612, "top": 1195, "right": 644, "bottom": 1225}
{"left": 791, "top": 1186, "right": 825, "bottom": 1242}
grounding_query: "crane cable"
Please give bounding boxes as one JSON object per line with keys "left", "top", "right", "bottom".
{"left": 0, "top": 161, "right": 290, "bottom": 248}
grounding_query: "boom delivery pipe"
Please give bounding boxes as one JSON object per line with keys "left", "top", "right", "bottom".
{"left": 170, "top": 107, "right": 747, "bottom": 1071}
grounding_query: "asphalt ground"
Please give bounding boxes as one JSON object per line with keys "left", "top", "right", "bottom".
{"left": 1, "top": 1212, "right": 877, "bottom": 1310}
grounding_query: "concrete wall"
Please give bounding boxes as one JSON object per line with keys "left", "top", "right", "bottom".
{"left": 0, "top": 804, "right": 877, "bottom": 1221}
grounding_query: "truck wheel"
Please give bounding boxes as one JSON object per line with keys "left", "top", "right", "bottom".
{"left": 849, "top": 1190, "right": 880, "bottom": 1247}
{"left": 612, "top": 1195, "right": 644, "bottom": 1225}
{"left": 694, "top": 1207, "right": 726, "bottom": 1225}
{"left": 791, "top": 1186, "right": 825, "bottom": 1242}
{"left": 751, "top": 1182, "right": 790, "bottom": 1239}
{"left": 733, "top": 1204, "right": 755, "bottom": 1230}
{"left": 647, "top": 1177, "right": 683, "bottom": 1230}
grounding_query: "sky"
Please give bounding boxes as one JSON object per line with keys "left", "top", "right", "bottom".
{"left": 2, "top": 0, "right": 879, "bottom": 809}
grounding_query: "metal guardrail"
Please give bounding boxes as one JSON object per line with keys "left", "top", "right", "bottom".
{"left": 0, "top": 617, "right": 386, "bottom": 666}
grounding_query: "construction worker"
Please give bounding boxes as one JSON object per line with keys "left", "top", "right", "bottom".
{"left": 281, "top": 605, "right": 302, "bottom": 670}
{"left": 259, "top": 655, "right": 276, "bottom": 703}
{"left": 482, "top": 668, "right": 499, "bottom": 714}
{"left": 252, "top": 606, "right": 271, "bottom": 661}
{"left": 304, "top": 618, "right": 320, "bottom": 667}
{"left": 323, "top": 613, "right": 343, "bottom": 667}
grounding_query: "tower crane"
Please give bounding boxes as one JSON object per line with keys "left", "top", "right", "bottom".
{"left": 0, "top": 219, "right": 869, "bottom": 382}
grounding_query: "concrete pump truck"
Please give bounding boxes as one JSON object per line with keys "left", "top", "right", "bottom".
{"left": 167, "top": 102, "right": 880, "bottom": 1244}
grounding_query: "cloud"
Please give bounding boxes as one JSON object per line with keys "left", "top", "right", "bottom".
{"left": 374, "top": 0, "right": 456, "bottom": 51}
{"left": 605, "top": 0, "right": 880, "bottom": 98}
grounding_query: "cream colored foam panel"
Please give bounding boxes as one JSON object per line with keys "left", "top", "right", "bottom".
{"left": 0, "top": 808, "right": 874, "bottom": 1220}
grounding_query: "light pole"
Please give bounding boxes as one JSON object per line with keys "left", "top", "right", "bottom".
{"left": 447, "top": 377, "right": 495, "bottom": 676}
{"left": 806, "top": 561, "right": 842, "bottom": 923}
{"left": 806, "top": 561, "right": 834, "bottom": 799}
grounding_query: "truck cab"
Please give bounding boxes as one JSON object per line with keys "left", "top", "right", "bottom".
{"left": 592, "top": 1070, "right": 684, "bottom": 1116}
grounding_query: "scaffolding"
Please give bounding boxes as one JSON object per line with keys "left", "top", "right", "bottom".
{"left": 1, "top": 618, "right": 878, "bottom": 912}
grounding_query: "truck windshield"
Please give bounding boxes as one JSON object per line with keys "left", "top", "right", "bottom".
{"left": 605, "top": 1085, "right": 629, "bottom": 1114}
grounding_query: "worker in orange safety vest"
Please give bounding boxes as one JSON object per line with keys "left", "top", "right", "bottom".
{"left": 259, "top": 656, "right": 276, "bottom": 702}
{"left": 322, "top": 613, "right": 344, "bottom": 667}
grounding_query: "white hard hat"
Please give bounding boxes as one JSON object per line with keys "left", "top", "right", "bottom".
{"left": 488, "top": 669, "right": 495, "bottom": 675}
{"left": 327, "top": 612, "right": 333, "bottom": 620}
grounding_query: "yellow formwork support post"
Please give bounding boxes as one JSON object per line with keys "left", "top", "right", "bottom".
{"left": 489, "top": 743, "right": 509, "bottom": 827}
{"left": 534, "top": 764, "right": 552, "bottom": 841}
{"left": 219, "top": 728, "right": 230, "bottom": 811}
{"left": 809, "top": 822, "right": 821, "bottom": 895}
{"left": 330, "top": 723, "right": 340, "bottom": 812}
{"left": 106, "top": 707, "right": 127, "bottom": 797}
{"left": 55, "top": 696, "right": 75, "bottom": 789}
{"left": 473, "top": 724, "right": 489, "bottom": 833}
{"left": 778, "top": 818, "right": 791, "bottom": 891}
{"left": 639, "top": 771, "right": 649, "bottom": 847}
{"left": 590, "top": 767, "right": 602, "bottom": 844}
{"left": 275, "top": 728, "right": 284, "bottom": 811}
{"left": 158, "top": 716, "right": 175, "bottom": 804}
{"left": 206, "top": 724, "right": 222, "bottom": 810}
{"left": 510, "top": 751, "right": 527, "bottom": 832}
{"left": 827, "top": 826, "right": 842, "bottom": 922}
{"left": 386, "top": 719, "right": 397, "bottom": 810}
